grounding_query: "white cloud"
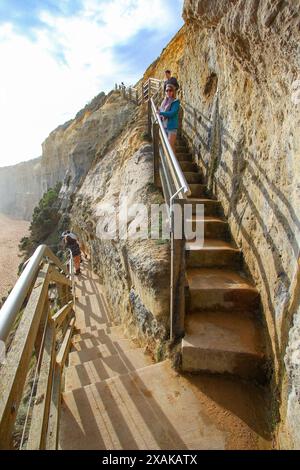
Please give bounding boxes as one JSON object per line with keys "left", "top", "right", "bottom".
{"left": 0, "top": 0, "right": 183, "bottom": 167}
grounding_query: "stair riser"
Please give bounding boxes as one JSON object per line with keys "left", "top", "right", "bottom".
{"left": 187, "top": 202, "right": 221, "bottom": 217}
{"left": 176, "top": 153, "right": 193, "bottom": 162}
{"left": 189, "top": 289, "right": 260, "bottom": 312}
{"left": 188, "top": 221, "right": 230, "bottom": 239}
{"left": 180, "top": 162, "right": 198, "bottom": 172}
{"left": 187, "top": 250, "right": 242, "bottom": 269}
{"left": 190, "top": 185, "right": 207, "bottom": 198}
{"left": 181, "top": 348, "right": 265, "bottom": 382}
{"left": 184, "top": 173, "right": 202, "bottom": 184}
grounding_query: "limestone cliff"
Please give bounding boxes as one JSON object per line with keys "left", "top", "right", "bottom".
{"left": 0, "top": 91, "right": 135, "bottom": 220}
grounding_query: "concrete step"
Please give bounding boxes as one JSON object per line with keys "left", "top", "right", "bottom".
{"left": 65, "top": 348, "right": 153, "bottom": 391}
{"left": 181, "top": 312, "right": 265, "bottom": 381}
{"left": 59, "top": 361, "right": 270, "bottom": 450}
{"left": 185, "top": 198, "right": 222, "bottom": 217}
{"left": 179, "top": 161, "right": 198, "bottom": 172}
{"left": 183, "top": 172, "right": 202, "bottom": 184}
{"left": 186, "top": 239, "right": 242, "bottom": 269}
{"left": 176, "top": 152, "right": 193, "bottom": 162}
{"left": 176, "top": 145, "right": 188, "bottom": 153}
{"left": 189, "top": 184, "right": 207, "bottom": 198}
{"left": 69, "top": 338, "right": 136, "bottom": 366}
{"left": 187, "top": 268, "right": 260, "bottom": 312}
{"left": 185, "top": 215, "right": 230, "bottom": 239}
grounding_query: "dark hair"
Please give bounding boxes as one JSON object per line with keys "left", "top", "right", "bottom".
{"left": 165, "top": 70, "right": 171, "bottom": 74}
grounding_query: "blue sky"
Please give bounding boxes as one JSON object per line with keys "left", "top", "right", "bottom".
{"left": 0, "top": 0, "right": 184, "bottom": 166}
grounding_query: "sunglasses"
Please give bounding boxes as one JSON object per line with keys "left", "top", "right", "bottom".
{"left": 166, "top": 89, "right": 174, "bottom": 93}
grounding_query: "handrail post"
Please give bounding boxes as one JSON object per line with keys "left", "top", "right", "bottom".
{"left": 153, "top": 122, "right": 160, "bottom": 187}
{"left": 128, "top": 87, "right": 132, "bottom": 101}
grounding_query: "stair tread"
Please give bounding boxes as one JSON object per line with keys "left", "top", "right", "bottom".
{"left": 186, "top": 215, "right": 227, "bottom": 223}
{"left": 183, "top": 312, "right": 263, "bottom": 357}
{"left": 186, "top": 239, "right": 239, "bottom": 251}
{"left": 69, "top": 338, "right": 137, "bottom": 366}
{"left": 186, "top": 198, "right": 219, "bottom": 204}
{"left": 187, "top": 268, "right": 257, "bottom": 292}
{"left": 65, "top": 348, "right": 153, "bottom": 391}
{"left": 59, "top": 361, "right": 270, "bottom": 450}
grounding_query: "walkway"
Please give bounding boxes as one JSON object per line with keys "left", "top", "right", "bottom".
{"left": 58, "top": 260, "right": 272, "bottom": 450}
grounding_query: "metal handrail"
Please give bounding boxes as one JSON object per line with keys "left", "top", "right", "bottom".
{"left": 150, "top": 97, "right": 191, "bottom": 199}
{"left": 0, "top": 245, "right": 67, "bottom": 342}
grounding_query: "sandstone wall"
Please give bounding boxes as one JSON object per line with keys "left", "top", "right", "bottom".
{"left": 178, "top": 0, "right": 300, "bottom": 449}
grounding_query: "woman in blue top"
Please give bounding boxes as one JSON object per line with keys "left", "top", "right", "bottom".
{"left": 157, "top": 84, "right": 180, "bottom": 152}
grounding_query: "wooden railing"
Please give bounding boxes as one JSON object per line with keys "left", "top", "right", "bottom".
{"left": 116, "top": 77, "right": 163, "bottom": 106}
{"left": 0, "top": 245, "right": 75, "bottom": 450}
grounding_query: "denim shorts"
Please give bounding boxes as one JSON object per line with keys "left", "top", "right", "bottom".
{"left": 166, "top": 129, "right": 178, "bottom": 137}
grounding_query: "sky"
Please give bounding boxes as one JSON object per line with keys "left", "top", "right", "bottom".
{"left": 0, "top": 0, "right": 184, "bottom": 167}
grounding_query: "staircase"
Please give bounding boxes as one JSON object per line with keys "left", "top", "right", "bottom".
{"left": 58, "top": 260, "right": 271, "bottom": 450}
{"left": 174, "top": 136, "right": 267, "bottom": 382}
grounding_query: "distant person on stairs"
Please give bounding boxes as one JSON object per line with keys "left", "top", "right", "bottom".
{"left": 64, "top": 235, "right": 81, "bottom": 276}
{"left": 158, "top": 84, "right": 180, "bottom": 152}
{"left": 163, "top": 70, "right": 179, "bottom": 93}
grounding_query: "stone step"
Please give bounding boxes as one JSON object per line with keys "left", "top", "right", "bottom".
{"left": 187, "top": 268, "right": 260, "bottom": 312}
{"left": 176, "top": 152, "right": 193, "bottom": 162}
{"left": 69, "top": 338, "right": 136, "bottom": 366}
{"left": 185, "top": 198, "right": 221, "bottom": 217}
{"left": 181, "top": 312, "right": 265, "bottom": 381}
{"left": 185, "top": 215, "right": 230, "bottom": 239}
{"left": 183, "top": 172, "right": 202, "bottom": 184}
{"left": 179, "top": 161, "right": 198, "bottom": 172}
{"left": 186, "top": 239, "right": 242, "bottom": 269}
{"left": 59, "top": 361, "right": 270, "bottom": 450}
{"left": 175, "top": 145, "right": 188, "bottom": 153}
{"left": 65, "top": 348, "right": 153, "bottom": 391}
{"left": 189, "top": 184, "right": 207, "bottom": 198}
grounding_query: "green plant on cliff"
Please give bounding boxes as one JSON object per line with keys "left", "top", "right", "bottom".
{"left": 19, "top": 183, "right": 63, "bottom": 264}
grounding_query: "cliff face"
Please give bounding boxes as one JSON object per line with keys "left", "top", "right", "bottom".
{"left": 0, "top": 157, "right": 42, "bottom": 220}
{"left": 0, "top": 91, "right": 135, "bottom": 220}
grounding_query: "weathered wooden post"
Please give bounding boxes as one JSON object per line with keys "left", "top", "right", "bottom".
{"left": 128, "top": 87, "right": 132, "bottom": 101}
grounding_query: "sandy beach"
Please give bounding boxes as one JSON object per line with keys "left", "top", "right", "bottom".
{"left": 0, "top": 213, "right": 30, "bottom": 301}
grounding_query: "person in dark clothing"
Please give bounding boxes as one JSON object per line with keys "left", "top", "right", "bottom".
{"left": 64, "top": 235, "right": 81, "bottom": 275}
{"left": 163, "top": 70, "right": 179, "bottom": 92}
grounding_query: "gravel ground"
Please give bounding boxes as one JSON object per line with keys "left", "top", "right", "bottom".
{"left": 0, "top": 213, "right": 29, "bottom": 301}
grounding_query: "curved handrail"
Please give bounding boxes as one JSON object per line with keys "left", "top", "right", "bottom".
{"left": 0, "top": 244, "right": 67, "bottom": 342}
